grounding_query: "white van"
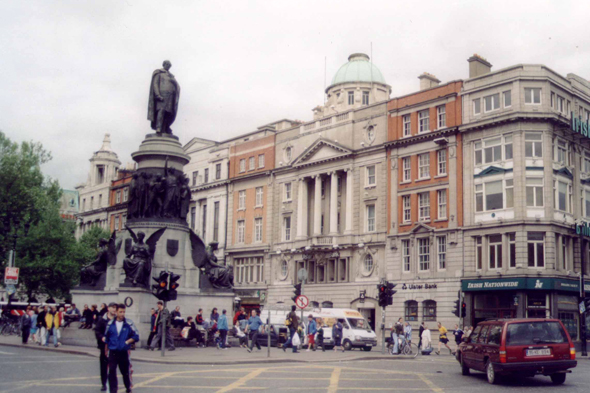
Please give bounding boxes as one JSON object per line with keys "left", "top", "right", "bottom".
{"left": 259, "top": 306, "right": 377, "bottom": 351}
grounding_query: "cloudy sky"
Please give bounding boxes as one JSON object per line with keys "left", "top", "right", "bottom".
{"left": 2, "top": 0, "right": 590, "bottom": 189}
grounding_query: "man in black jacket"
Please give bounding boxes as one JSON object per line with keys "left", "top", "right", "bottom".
{"left": 94, "top": 302, "right": 117, "bottom": 392}
{"left": 20, "top": 307, "right": 32, "bottom": 344}
{"left": 37, "top": 306, "right": 48, "bottom": 346}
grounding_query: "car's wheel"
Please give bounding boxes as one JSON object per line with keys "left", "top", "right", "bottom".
{"left": 550, "top": 373, "right": 566, "bottom": 385}
{"left": 362, "top": 347, "right": 372, "bottom": 352}
{"left": 486, "top": 361, "right": 499, "bottom": 385}
{"left": 343, "top": 340, "right": 352, "bottom": 351}
{"left": 460, "top": 354, "right": 470, "bottom": 375}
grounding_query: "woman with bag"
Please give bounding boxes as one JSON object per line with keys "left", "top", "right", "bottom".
{"left": 282, "top": 305, "right": 299, "bottom": 353}
{"left": 421, "top": 323, "right": 432, "bottom": 353}
{"left": 332, "top": 320, "right": 345, "bottom": 352}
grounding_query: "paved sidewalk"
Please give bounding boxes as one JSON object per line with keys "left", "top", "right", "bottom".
{"left": 0, "top": 335, "right": 436, "bottom": 365}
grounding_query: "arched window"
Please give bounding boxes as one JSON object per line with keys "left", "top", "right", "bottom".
{"left": 363, "top": 254, "right": 373, "bottom": 273}
{"left": 311, "top": 301, "right": 319, "bottom": 308}
{"left": 321, "top": 301, "right": 333, "bottom": 309}
{"left": 280, "top": 259, "right": 288, "bottom": 278}
{"left": 405, "top": 300, "right": 418, "bottom": 321}
{"left": 423, "top": 300, "right": 437, "bottom": 321}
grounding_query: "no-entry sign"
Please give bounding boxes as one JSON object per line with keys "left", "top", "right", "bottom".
{"left": 295, "top": 295, "right": 309, "bottom": 309}
{"left": 4, "top": 267, "right": 19, "bottom": 285}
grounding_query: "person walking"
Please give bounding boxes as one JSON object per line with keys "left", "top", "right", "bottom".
{"left": 20, "top": 308, "right": 32, "bottom": 344}
{"left": 306, "top": 314, "right": 317, "bottom": 352}
{"left": 391, "top": 318, "right": 404, "bottom": 355}
{"left": 30, "top": 309, "right": 38, "bottom": 343}
{"left": 332, "top": 320, "right": 345, "bottom": 352}
{"left": 436, "top": 322, "right": 453, "bottom": 355}
{"left": 282, "top": 305, "right": 299, "bottom": 353}
{"left": 150, "top": 301, "right": 175, "bottom": 351}
{"left": 45, "top": 307, "right": 58, "bottom": 347}
{"left": 246, "top": 309, "right": 263, "bottom": 353}
{"left": 217, "top": 309, "right": 229, "bottom": 349}
{"left": 103, "top": 304, "right": 139, "bottom": 393}
{"left": 453, "top": 324, "right": 464, "bottom": 352}
{"left": 421, "top": 323, "right": 432, "bottom": 351}
{"left": 404, "top": 321, "right": 412, "bottom": 345}
{"left": 54, "top": 307, "right": 64, "bottom": 346}
{"left": 95, "top": 302, "right": 117, "bottom": 391}
{"left": 316, "top": 318, "right": 325, "bottom": 352}
{"left": 37, "top": 306, "right": 48, "bottom": 346}
{"left": 146, "top": 308, "right": 157, "bottom": 348}
{"left": 418, "top": 322, "right": 425, "bottom": 350}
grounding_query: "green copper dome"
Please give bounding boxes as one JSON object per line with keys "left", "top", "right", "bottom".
{"left": 330, "top": 53, "right": 387, "bottom": 88}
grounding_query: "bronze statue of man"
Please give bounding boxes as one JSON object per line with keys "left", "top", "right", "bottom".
{"left": 148, "top": 60, "right": 180, "bottom": 134}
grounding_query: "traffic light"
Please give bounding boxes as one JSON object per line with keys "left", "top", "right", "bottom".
{"left": 452, "top": 299, "right": 460, "bottom": 317}
{"left": 291, "top": 283, "right": 302, "bottom": 303}
{"left": 386, "top": 282, "right": 397, "bottom": 306}
{"left": 152, "top": 271, "right": 169, "bottom": 301}
{"left": 378, "top": 284, "right": 388, "bottom": 308}
{"left": 461, "top": 302, "right": 467, "bottom": 318}
{"left": 168, "top": 272, "right": 181, "bottom": 301}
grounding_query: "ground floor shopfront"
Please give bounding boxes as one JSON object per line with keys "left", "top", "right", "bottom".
{"left": 462, "top": 276, "right": 590, "bottom": 341}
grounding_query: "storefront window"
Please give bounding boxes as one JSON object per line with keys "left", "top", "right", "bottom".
{"left": 474, "top": 293, "right": 517, "bottom": 325}
{"left": 526, "top": 293, "right": 548, "bottom": 318}
{"left": 423, "top": 300, "right": 437, "bottom": 321}
{"left": 558, "top": 294, "right": 579, "bottom": 340}
{"left": 405, "top": 300, "right": 418, "bottom": 321}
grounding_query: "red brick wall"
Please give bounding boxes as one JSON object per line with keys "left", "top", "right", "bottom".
{"left": 229, "top": 135, "right": 275, "bottom": 179}
{"left": 232, "top": 185, "right": 267, "bottom": 245}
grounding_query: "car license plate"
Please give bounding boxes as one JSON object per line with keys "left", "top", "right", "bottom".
{"left": 366, "top": 343, "right": 373, "bottom": 346}
{"left": 526, "top": 348, "right": 551, "bottom": 356}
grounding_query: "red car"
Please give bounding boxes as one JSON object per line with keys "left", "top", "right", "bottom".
{"left": 456, "top": 319, "right": 577, "bottom": 385}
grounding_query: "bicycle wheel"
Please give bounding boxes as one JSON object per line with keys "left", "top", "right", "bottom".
{"left": 409, "top": 342, "right": 419, "bottom": 358}
{"left": 402, "top": 343, "right": 411, "bottom": 355}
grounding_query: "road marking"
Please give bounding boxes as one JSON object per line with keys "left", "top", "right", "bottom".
{"left": 145, "top": 387, "right": 268, "bottom": 390}
{"left": 215, "top": 368, "right": 265, "bottom": 393}
{"left": 417, "top": 373, "right": 444, "bottom": 393}
{"left": 0, "top": 351, "right": 15, "bottom": 355}
{"left": 0, "top": 359, "right": 95, "bottom": 365}
{"left": 327, "top": 366, "right": 341, "bottom": 393}
{"left": 133, "top": 371, "right": 177, "bottom": 388}
{"left": 337, "top": 388, "right": 431, "bottom": 391}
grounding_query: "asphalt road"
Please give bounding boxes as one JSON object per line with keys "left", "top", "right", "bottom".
{"left": 0, "top": 346, "right": 589, "bottom": 392}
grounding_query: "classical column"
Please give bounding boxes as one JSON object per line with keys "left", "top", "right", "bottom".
{"left": 296, "top": 177, "right": 308, "bottom": 239}
{"left": 329, "top": 171, "right": 339, "bottom": 235}
{"left": 313, "top": 174, "right": 322, "bottom": 236}
{"left": 345, "top": 168, "right": 353, "bottom": 234}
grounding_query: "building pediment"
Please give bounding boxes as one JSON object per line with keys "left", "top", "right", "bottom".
{"left": 292, "top": 139, "right": 352, "bottom": 168}
{"left": 474, "top": 166, "right": 512, "bottom": 178}
{"left": 409, "top": 222, "right": 434, "bottom": 234}
{"left": 554, "top": 167, "right": 573, "bottom": 179}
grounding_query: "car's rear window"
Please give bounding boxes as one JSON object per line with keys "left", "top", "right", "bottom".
{"left": 505, "top": 322, "right": 568, "bottom": 346}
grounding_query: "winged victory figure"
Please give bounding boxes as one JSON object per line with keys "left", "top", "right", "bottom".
{"left": 122, "top": 226, "right": 167, "bottom": 288}
{"left": 189, "top": 229, "right": 233, "bottom": 289}
{"left": 80, "top": 230, "right": 121, "bottom": 287}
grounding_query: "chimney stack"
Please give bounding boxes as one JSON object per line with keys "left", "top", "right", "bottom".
{"left": 418, "top": 72, "right": 441, "bottom": 91}
{"left": 468, "top": 54, "right": 492, "bottom": 78}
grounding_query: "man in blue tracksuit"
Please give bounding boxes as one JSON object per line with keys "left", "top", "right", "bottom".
{"left": 217, "top": 309, "right": 229, "bottom": 349}
{"left": 103, "top": 304, "right": 140, "bottom": 393}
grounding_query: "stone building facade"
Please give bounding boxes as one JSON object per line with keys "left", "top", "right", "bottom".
{"left": 460, "top": 55, "right": 590, "bottom": 340}
{"left": 107, "top": 165, "right": 134, "bottom": 232}
{"left": 75, "top": 134, "right": 121, "bottom": 239}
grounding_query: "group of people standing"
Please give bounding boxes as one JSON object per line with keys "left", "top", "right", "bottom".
{"left": 391, "top": 319, "right": 468, "bottom": 356}
{"left": 281, "top": 305, "right": 345, "bottom": 353}
{"left": 20, "top": 305, "right": 65, "bottom": 347}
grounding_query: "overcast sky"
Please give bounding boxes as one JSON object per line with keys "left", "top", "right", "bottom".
{"left": 2, "top": 0, "right": 590, "bottom": 190}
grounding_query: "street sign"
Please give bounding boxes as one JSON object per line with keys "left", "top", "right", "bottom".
{"left": 297, "top": 268, "right": 308, "bottom": 282}
{"left": 4, "top": 267, "right": 19, "bottom": 285}
{"left": 580, "top": 301, "right": 586, "bottom": 315}
{"left": 295, "top": 295, "right": 309, "bottom": 309}
{"left": 5, "top": 285, "right": 16, "bottom": 295}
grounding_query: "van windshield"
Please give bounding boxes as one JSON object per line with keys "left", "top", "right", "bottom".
{"left": 347, "top": 318, "right": 371, "bottom": 331}
{"left": 505, "top": 322, "right": 568, "bottom": 346}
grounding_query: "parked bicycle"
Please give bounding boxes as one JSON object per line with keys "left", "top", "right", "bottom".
{"left": 0, "top": 316, "right": 21, "bottom": 336}
{"left": 386, "top": 335, "right": 419, "bottom": 358}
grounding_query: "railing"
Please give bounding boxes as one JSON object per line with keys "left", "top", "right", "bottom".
{"left": 336, "top": 112, "right": 349, "bottom": 122}
{"left": 319, "top": 117, "right": 332, "bottom": 126}
{"left": 315, "top": 236, "right": 333, "bottom": 245}
{"left": 304, "top": 122, "right": 316, "bottom": 131}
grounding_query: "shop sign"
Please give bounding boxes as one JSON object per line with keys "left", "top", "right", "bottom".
{"left": 575, "top": 222, "right": 590, "bottom": 238}
{"left": 400, "top": 283, "right": 438, "bottom": 290}
{"left": 463, "top": 277, "right": 590, "bottom": 293}
{"left": 571, "top": 114, "right": 590, "bottom": 139}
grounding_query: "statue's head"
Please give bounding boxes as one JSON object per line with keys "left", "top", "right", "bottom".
{"left": 137, "top": 231, "right": 146, "bottom": 241}
{"left": 184, "top": 177, "right": 189, "bottom": 184}
{"left": 163, "top": 60, "right": 172, "bottom": 71}
{"left": 209, "top": 242, "right": 219, "bottom": 251}
{"left": 132, "top": 173, "right": 138, "bottom": 179}
{"left": 98, "top": 238, "right": 108, "bottom": 247}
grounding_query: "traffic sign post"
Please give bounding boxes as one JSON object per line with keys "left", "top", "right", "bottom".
{"left": 4, "top": 267, "right": 19, "bottom": 285}
{"left": 295, "top": 295, "right": 309, "bottom": 309}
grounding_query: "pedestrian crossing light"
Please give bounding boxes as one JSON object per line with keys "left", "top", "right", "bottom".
{"left": 292, "top": 283, "right": 302, "bottom": 303}
{"left": 461, "top": 302, "right": 467, "bottom": 318}
{"left": 386, "top": 282, "right": 396, "bottom": 306}
{"left": 452, "top": 299, "right": 460, "bottom": 317}
{"left": 168, "top": 272, "right": 181, "bottom": 301}
{"left": 378, "top": 284, "right": 388, "bottom": 308}
{"left": 152, "top": 271, "right": 169, "bottom": 301}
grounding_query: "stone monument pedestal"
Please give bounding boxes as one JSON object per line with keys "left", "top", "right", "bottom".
{"left": 72, "top": 132, "right": 235, "bottom": 345}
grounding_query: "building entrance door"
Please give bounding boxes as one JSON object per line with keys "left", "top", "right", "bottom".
{"left": 358, "top": 308, "right": 376, "bottom": 331}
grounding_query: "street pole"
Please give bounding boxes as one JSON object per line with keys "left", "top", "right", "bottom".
{"left": 161, "top": 300, "right": 167, "bottom": 357}
{"left": 381, "top": 306, "right": 386, "bottom": 354}
{"left": 300, "top": 278, "right": 305, "bottom": 323}
{"left": 267, "top": 315, "right": 271, "bottom": 358}
{"left": 579, "top": 232, "right": 587, "bottom": 356}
